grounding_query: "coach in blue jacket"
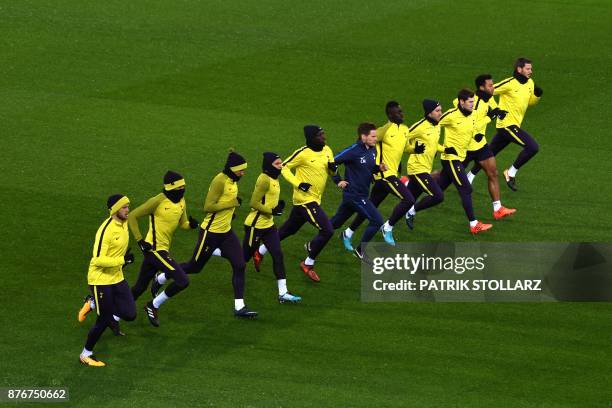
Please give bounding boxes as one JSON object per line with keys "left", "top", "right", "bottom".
{"left": 329, "top": 122, "right": 392, "bottom": 261}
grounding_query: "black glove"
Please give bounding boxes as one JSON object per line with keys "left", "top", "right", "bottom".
{"left": 414, "top": 141, "right": 425, "bottom": 154}
{"left": 497, "top": 109, "right": 508, "bottom": 120}
{"left": 298, "top": 182, "right": 311, "bottom": 192}
{"left": 327, "top": 162, "right": 338, "bottom": 173}
{"left": 534, "top": 86, "right": 543, "bottom": 97}
{"left": 272, "top": 200, "right": 285, "bottom": 216}
{"left": 236, "top": 196, "right": 242, "bottom": 206}
{"left": 474, "top": 133, "right": 484, "bottom": 143}
{"left": 138, "top": 239, "right": 152, "bottom": 253}
{"left": 124, "top": 248, "right": 135, "bottom": 265}
{"left": 486, "top": 107, "right": 500, "bottom": 119}
{"left": 188, "top": 216, "right": 199, "bottom": 229}
{"left": 444, "top": 147, "right": 458, "bottom": 155}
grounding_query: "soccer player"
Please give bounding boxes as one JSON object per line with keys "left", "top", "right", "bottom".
{"left": 243, "top": 152, "right": 301, "bottom": 303}
{"left": 79, "top": 194, "right": 136, "bottom": 367}
{"left": 403, "top": 99, "right": 446, "bottom": 229}
{"left": 254, "top": 125, "right": 335, "bottom": 283}
{"left": 128, "top": 171, "right": 198, "bottom": 327}
{"left": 342, "top": 101, "right": 415, "bottom": 248}
{"left": 181, "top": 151, "right": 258, "bottom": 318}
{"left": 460, "top": 74, "right": 516, "bottom": 219}
{"left": 468, "top": 58, "right": 543, "bottom": 190}
{"left": 329, "top": 123, "right": 387, "bottom": 260}
{"left": 420, "top": 89, "right": 501, "bottom": 234}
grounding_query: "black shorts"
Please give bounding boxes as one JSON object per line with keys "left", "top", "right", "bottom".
{"left": 465, "top": 143, "right": 494, "bottom": 164}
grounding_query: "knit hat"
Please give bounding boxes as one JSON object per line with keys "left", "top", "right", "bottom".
{"left": 225, "top": 151, "right": 247, "bottom": 172}
{"left": 163, "top": 170, "right": 185, "bottom": 191}
{"left": 107, "top": 194, "right": 130, "bottom": 215}
{"left": 422, "top": 99, "right": 440, "bottom": 116}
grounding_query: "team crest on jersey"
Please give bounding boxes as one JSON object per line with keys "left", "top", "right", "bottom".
{"left": 360, "top": 156, "right": 367, "bottom": 164}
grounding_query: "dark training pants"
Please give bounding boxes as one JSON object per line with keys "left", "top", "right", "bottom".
{"left": 278, "top": 201, "right": 333, "bottom": 260}
{"left": 330, "top": 195, "right": 384, "bottom": 246}
{"left": 470, "top": 125, "right": 539, "bottom": 175}
{"left": 349, "top": 175, "right": 415, "bottom": 229}
{"left": 131, "top": 250, "right": 189, "bottom": 300}
{"left": 409, "top": 173, "right": 445, "bottom": 211}
{"left": 419, "top": 160, "right": 475, "bottom": 221}
{"left": 243, "top": 225, "right": 285, "bottom": 280}
{"left": 85, "top": 280, "right": 136, "bottom": 351}
{"left": 181, "top": 228, "right": 246, "bottom": 299}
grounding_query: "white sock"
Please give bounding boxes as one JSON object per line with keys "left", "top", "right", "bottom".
{"left": 383, "top": 221, "right": 393, "bottom": 232}
{"left": 113, "top": 314, "right": 120, "bottom": 322}
{"left": 508, "top": 165, "right": 518, "bottom": 178}
{"left": 469, "top": 220, "right": 478, "bottom": 228}
{"left": 277, "top": 279, "right": 288, "bottom": 296}
{"left": 344, "top": 227, "right": 354, "bottom": 238}
{"left": 157, "top": 273, "right": 168, "bottom": 285}
{"left": 152, "top": 291, "right": 169, "bottom": 309}
{"left": 258, "top": 244, "right": 268, "bottom": 255}
{"left": 212, "top": 248, "right": 222, "bottom": 256}
{"left": 407, "top": 206, "right": 416, "bottom": 217}
{"left": 492, "top": 200, "right": 502, "bottom": 211}
{"left": 81, "top": 348, "right": 93, "bottom": 357}
{"left": 467, "top": 171, "right": 475, "bottom": 184}
{"left": 235, "top": 299, "right": 245, "bottom": 310}
{"left": 304, "top": 257, "right": 315, "bottom": 266}
{"left": 89, "top": 299, "right": 96, "bottom": 309}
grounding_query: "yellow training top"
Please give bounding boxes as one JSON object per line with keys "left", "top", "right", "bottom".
{"left": 244, "top": 173, "right": 280, "bottom": 229}
{"left": 281, "top": 145, "right": 335, "bottom": 205}
{"left": 201, "top": 172, "right": 240, "bottom": 233}
{"left": 88, "top": 217, "right": 129, "bottom": 285}
{"left": 439, "top": 108, "right": 491, "bottom": 161}
{"left": 406, "top": 118, "right": 443, "bottom": 175}
{"left": 128, "top": 193, "right": 190, "bottom": 251}
{"left": 494, "top": 75, "right": 540, "bottom": 128}
{"left": 453, "top": 93, "right": 498, "bottom": 151}
{"left": 373, "top": 121, "right": 410, "bottom": 179}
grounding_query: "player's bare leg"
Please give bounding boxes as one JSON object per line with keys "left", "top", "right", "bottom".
{"left": 480, "top": 156, "right": 516, "bottom": 219}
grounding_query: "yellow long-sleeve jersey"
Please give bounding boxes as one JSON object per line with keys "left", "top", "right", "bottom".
{"left": 128, "top": 194, "right": 190, "bottom": 251}
{"left": 281, "top": 145, "right": 335, "bottom": 205}
{"left": 373, "top": 121, "right": 410, "bottom": 179}
{"left": 406, "top": 118, "right": 443, "bottom": 174}
{"left": 244, "top": 173, "right": 280, "bottom": 229}
{"left": 494, "top": 75, "right": 541, "bottom": 128}
{"left": 88, "top": 217, "right": 129, "bottom": 285}
{"left": 201, "top": 172, "right": 240, "bottom": 233}
{"left": 453, "top": 92, "right": 498, "bottom": 151}
{"left": 439, "top": 107, "right": 491, "bottom": 161}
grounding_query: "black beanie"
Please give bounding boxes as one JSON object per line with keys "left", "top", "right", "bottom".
{"left": 225, "top": 151, "right": 247, "bottom": 169}
{"left": 304, "top": 125, "right": 324, "bottom": 151}
{"left": 304, "top": 125, "right": 322, "bottom": 140}
{"left": 262, "top": 152, "right": 281, "bottom": 179}
{"left": 163, "top": 170, "right": 183, "bottom": 186}
{"left": 223, "top": 150, "right": 247, "bottom": 182}
{"left": 422, "top": 99, "right": 440, "bottom": 116}
{"left": 107, "top": 194, "right": 125, "bottom": 210}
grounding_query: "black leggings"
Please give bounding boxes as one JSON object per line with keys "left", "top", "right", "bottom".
{"left": 85, "top": 280, "right": 136, "bottom": 351}
{"left": 243, "top": 225, "right": 285, "bottom": 280}
{"left": 131, "top": 250, "right": 189, "bottom": 300}
{"left": 181, "top": 228, "right": 246, "bottom": 299}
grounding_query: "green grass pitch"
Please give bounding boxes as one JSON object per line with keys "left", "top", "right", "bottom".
{"left": 1, "top": 0, "right": 612, "bottom": 406}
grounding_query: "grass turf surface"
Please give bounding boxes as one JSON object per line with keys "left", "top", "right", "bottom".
{"left": 1, "top": 0, "right": 612, "bottom": 406}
